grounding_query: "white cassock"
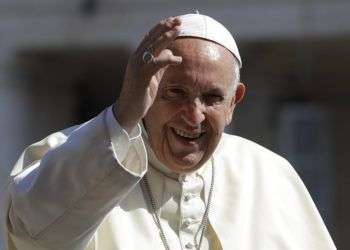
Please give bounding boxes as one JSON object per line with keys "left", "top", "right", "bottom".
{"left": 0, "top": 107, "right": 336, "bottom": 250}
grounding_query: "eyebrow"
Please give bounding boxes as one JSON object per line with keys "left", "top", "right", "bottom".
{"left": 164, "top": 82, "right": 226, "bottom": 95}
{"left": 201, "top": 87, "right": 226, "bottom": 97}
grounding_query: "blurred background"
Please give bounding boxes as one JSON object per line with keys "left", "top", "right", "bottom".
{"left": 0, "top": 0, "right": 349, "bottom": 249}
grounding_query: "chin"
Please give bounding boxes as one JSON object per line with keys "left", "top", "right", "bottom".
{"left": 166, "top": 153, "right": 206, "bottom": 174}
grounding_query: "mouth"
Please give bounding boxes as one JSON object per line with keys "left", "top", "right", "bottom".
{"left": 162, "top": 126, "right": 208, "bottom": 168}
{"left": 172, "top": 127, "right": 205, "bottom": 140}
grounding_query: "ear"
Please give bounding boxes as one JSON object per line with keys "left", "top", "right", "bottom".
{"left": 225, "top": 83, "right": 246, "bottom": 125}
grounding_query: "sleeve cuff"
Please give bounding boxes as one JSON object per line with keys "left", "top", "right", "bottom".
{"left": 105, "top": 106, "right": 145, "bottom": 175}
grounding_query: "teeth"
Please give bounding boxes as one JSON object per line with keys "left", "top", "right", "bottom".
{"left": 174, "top": 128, "right": 203, "bottom": 139}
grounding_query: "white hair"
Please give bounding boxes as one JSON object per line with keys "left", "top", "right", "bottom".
{"left": 231, "top": 56, "right": 241, "bottom": 95}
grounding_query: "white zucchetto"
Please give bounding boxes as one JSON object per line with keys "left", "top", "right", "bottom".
{"left": 177, "top": 13, "right": 242, "bottom": 68}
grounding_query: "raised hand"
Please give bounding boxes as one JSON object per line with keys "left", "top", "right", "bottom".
{"left": 114, "top": 17, "right": 182, "bottom": 133}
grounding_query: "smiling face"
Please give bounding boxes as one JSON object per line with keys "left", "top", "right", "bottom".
{"left": 144, "top": 38, "right": 244, "bottom": 173}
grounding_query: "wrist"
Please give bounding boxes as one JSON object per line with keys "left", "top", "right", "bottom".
{"left": 113, "top": 103, "right": 139, "bottom": 134}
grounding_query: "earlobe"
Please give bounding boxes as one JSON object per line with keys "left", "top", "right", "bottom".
{"left": 225, "top": 114, "right": 232, "bottom": 125}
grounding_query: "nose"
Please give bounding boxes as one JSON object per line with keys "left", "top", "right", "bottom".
{"left": 181, "top": 98, "right": 205, "bottom": 127}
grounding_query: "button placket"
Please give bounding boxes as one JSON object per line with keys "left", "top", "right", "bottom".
{"left": 179, "top": 172, "right": 205, "bottom": 250}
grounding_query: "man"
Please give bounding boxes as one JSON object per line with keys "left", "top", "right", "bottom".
{"left": 1, "top": 13, "right": 336, "bottom": 249}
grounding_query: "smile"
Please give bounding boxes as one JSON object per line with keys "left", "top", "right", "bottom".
{"left": 173, "top": 128, "right": 205, "bottom": 139}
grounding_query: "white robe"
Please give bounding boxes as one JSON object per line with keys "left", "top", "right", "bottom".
{"left": 0, "top": 107, "right": 336, "bottom": 250}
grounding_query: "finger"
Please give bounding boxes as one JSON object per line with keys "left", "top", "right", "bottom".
{"left": 137, "top": 18, "right": 179, "bottom": 54}
{"left": 143, "top": 49, "right": 182, "bottom": 76}
{"left": 149, "top": 17, "right": 177, "bottom": 38}
{"left": 136, "top": 17, "right": 181, "bottom": 55}
{"left": 147, "top": 17, "right": 181, "bottom": 43}
{"left": 150, "top": 28, "right": 179, "bottom": 55}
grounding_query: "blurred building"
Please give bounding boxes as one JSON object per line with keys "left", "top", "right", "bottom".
{"left": 0, "top": 0, "right": 349, "bottom": 249}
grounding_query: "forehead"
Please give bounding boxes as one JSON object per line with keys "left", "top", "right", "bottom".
{"left": 164, "top": 38, "right": 235, "bottom": 89}
{"left": 171, "top": 38, "right": 234, "bottom": 65}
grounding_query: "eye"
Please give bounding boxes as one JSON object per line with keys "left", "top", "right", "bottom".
{"left": 202, "top": 94, "right": 224, "bottom": 105}
{"left": 164, "top": 87, "right": 187, "bottom": 100}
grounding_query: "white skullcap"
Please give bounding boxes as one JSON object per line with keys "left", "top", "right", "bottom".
{"left": 177, "top": 13, "right": 242, "bottom": 68}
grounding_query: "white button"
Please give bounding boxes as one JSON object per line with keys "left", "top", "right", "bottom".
{"left": 183, "top": 218, "right": 192, "bottom": 227}
{"left": 184, "top": 194, "right": 192, "bottom": 201}
{"left": 185, "top": 242, "right": 195, "bottom": 249}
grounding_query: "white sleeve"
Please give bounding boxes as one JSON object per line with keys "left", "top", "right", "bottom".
{"left": 2, "top": 107, "right": 147, "bottom": 250}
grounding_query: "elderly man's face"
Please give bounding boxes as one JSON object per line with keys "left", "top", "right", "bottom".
{"left": 144, "top": 38, "right": 243, "bottom": 173}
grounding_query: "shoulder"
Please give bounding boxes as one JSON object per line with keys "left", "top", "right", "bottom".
{"left": 10, "top": 125, "right": 80, "bottom": 176}
{"left": 214, "top": 133, "right": 297, "bottom": 179}
{"left": 213, "top": 133, "right": 308, "bottom": 210}
{"left": 11, "top": 110, "right": 108, "bottom": 176}
{"left": 216, "top": 133, "right": 290, "bottom": 165}
{"left": 211, "top": 135, "right": 335, "bottom": 249}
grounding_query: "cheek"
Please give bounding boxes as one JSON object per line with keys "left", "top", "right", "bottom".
{"left": 151, "top": 100, "right": 183, "bottom": 122}
{"left": 147, "top": 101, "right": 170, "bottom": 121}
{"left": 206, "top": 108, "right": 228, "bottom": 134}
{"left": 145, "top": 101, "right": 180, "bottom": 136}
